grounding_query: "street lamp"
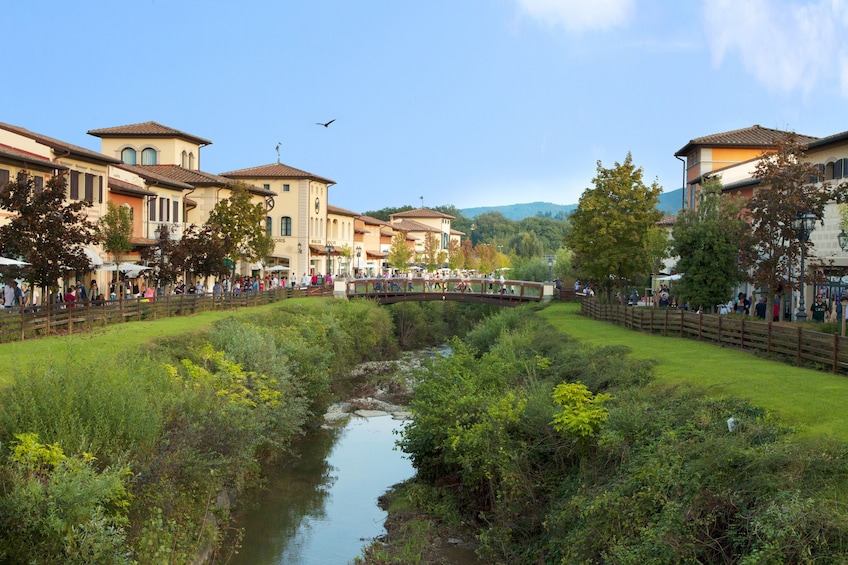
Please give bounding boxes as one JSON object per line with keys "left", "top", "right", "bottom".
{"left": 356, "top": 245, "right": 362, "bottom": 275}
{"left": 792, "top": 211, "right": 817, "bottom": 322}
{"left": 839, "top": 230, "right": 848, "bottom": 252}
{"left": 326, "top": 243, "right": 334, "bottom": 276}
{"left": 297, "top": 242, "right": 302, "bottom": 254}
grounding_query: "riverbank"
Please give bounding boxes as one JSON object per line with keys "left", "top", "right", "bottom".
{"left": 359, "top": 303, "right": 848, "bottom": 563}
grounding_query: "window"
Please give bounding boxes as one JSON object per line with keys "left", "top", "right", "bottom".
{"left": 121, "top": 147, "right": 137, "bottom": 165}
{"left": 173, "top": 200, "right": 179, "bottom": 223}
{"left": 84, "top": 173, "right": 94, "bottom": 203}
{"left": 98, "top": 176, "right": 103, "bottom": 203}
{"left": 34, "top": 176, "right": 43, "bottom": 193}
{"left": 70, "top": 171, "right": 80, "bottom": 200}
{"left": 159, "top": 198, "right": 170, "bottom": 222}
{"left": 188, "top": 152, "right": 194, "bottom": 169}
{"left": 141, "top": 148, "right": 157, "bottom": 165}
{"left": 263, "top": 183, "right": 270, "bottom": 190}
{"left": 149, "top": 197, "right": 157, "bottom": 222}
{"left": 281, "top": 216, "right": 292, "bottom": 236}
{"left": 181, "top": 151, "right": 188, "bottom": 168}
{"left": 283, "top": 184, "right": 290, "bottom": 192}
{"left": 266, "top": 216, "right": 273, "bottom": 236}
{"left": 0, "top": 169, "right": 8, "bottom": 189}
{"left": 836, "top": 159, "right": 844, "bottom": 180}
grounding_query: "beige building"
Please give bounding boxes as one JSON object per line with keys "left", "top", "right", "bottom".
{"left": 220, "top": 162, "right": 336, "bottom": 279}
{"left": 327, "top": 205, "right": 357, "bottom": 277}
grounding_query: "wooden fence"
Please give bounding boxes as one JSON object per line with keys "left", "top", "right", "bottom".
{"left": 0, "top": 285, "right": 335, "bottom": 343}
{"left": 580, "top": 299, "right": 848, "bottom": 375}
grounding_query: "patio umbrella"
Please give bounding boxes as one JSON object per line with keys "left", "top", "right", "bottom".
{"left": 0, "top": 256, "right": 29, "bottom": 266}
{"left": 266, "top": 265, "right": 291, "bottom": 271}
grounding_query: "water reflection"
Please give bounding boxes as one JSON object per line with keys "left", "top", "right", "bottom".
{"left": 226, "top": 415, "right": 413, "bottom": 565}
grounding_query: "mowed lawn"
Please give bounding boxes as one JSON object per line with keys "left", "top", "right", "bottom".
{"left": 541, "top": 302, "right": 848, "bottom": 440}
{"left": 0, "top": 300, "right": 302, "bottom": 387}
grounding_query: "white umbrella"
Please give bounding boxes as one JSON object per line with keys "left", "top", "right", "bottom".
{"left": 99, "top": 263, "right": 152, "bottom": 273}
{"left": 0, "top": 256, "right": 29, "bottom": 266}
{"left": 656, "top": 274, "right": 683, "bottom": 281}
{"left": 266, "top": 265, "right": 290, "bottom": 272}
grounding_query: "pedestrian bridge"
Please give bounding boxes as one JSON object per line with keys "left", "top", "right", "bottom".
{"left": 344, "top": 277, "right": 551, "bottom": 306}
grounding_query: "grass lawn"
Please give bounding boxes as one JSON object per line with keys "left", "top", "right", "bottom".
{"left": 541, "top": 301, "right": 848, "bottom": 440}
{"left": 0, "top": 299, "right": 312, "bottom": 387}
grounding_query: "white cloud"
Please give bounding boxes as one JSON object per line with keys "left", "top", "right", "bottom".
{"left": 703, "top": 0, "right": 848, "bottom": 96}
{"left": 514, "top": 0, "right": 636, "bottom": 32}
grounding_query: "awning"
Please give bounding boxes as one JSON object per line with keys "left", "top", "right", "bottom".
{"left": 83, "top": 247, "right": 103, "bottom": 267}
{"left": 309, "top": 244, "right": 340, "bottom": 255}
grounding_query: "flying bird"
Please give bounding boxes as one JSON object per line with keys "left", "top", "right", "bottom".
{"left": 315, "top": 119, "right": 336, "bottom": 127}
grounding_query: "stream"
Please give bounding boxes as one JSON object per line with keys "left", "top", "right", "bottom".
{"left": 225, "top": 414, "right": 413, "bottom": 565}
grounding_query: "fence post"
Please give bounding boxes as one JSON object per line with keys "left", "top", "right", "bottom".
{"left": 718, "top": 315, "right": 722, "bottom": 346}
{"left": 740, "top": 318, "right": 745, "bottom": 348}
{"left": 767, "top": 322, "right": 773, "bottom": 353}
{"left": 19, "top": 303, "right": 24, "bottom": 342}
{"left": 833, "top": 333, "right": 839, "bottom": 374}
{"left": 698, "top": 311, "right": 703, "bottom": 340}
{"left": 797, "top": 326, "right": 803, "bottom": 364}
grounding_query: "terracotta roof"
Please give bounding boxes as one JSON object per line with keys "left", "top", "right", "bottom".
{"left": 450, "top": 228, "right": 465, "bottom": 235}
{"left": 0, "top": 143, "right": 68, "bottom": 171}
{"left": 0, "top": 122, "right": 121, "bottom": 165}
{"left": 675, "top": 125, "right": 819, "bottom": 156}
{"left": 115, "top": 164, "right": 194, "bottom": 191}
{"left": 366, "top": 251, "right": 387, "bottom": 258}
{"left": 308, "top": 244, "right": 341, "bottom": 255}
{"left": 220, "top": 162, "right": 335, "bottom": 185}
{"left": 391, "top": 218, "right": 441, "bottom": 232}
{"left": 108, "top": 177, "right": 156, "bottom": 197}
{"left": 808, "top": 130, "right": 848, "bottom": 150}
{"left": 131, "top": 236, "right": 158, "bottom": 247}
{"left": 327, "top": 204, "right": 358, "bottom": 216}
{"left": 127, "top": 165, "right": 275, "bottom": 197}
{"left": 359, "top": 215, "right": 390, "bottom": 226}
{"left": 380, "top": 228, "right": 397, "bottom": 236}
{"left": 657, "top": 215, "right": 676, "bottom": 226}
{"left": 390, "top": 207, "right": 454, "bottom": 220}
{"left": 184, "top": 197, "right": 198, "bottom": 208}
{"left": 87, "top": 121, "right": 213, "bottom": 146}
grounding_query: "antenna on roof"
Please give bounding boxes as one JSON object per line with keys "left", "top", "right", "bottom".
{"left": 275, "top": 142, "right": 281, "bottom": 164}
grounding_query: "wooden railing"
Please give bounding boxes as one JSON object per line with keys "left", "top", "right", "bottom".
{"left": 580, "top": 299, "right": 848, "bottom": 375}
{"left": 345, "top": 277, "right": 545, "bottom": 305}
{"left": 0, "top": 285, "right": 335, "bottom": 342}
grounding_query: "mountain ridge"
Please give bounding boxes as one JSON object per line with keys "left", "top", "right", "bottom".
{"left": 461, "top": 188, "right": 683, "bottom": 221}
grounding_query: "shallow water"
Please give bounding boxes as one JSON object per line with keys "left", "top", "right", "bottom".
{"left": 226, "top": 415, "right": 413, "bottom": 565}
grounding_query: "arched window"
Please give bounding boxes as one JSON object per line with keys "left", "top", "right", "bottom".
{"left": 188, "top": 152, "right": 194, "bottom": 169}
{"left": 121, "top": 147, "right": 137, "bottom": 165}
{"left": 181, "top": 151, "right": 188, "bottom": 168}
{"left": 141, "top": 148, "right": 157, "bottom": 165}
{"left": 281, "top": 216, "right": 292, "bottom": 236}
{"left": 266, "top": 216, "right": 273, "bottom": 236}
{"left": 121, "top": 203, "right": 134, "bottom": 220}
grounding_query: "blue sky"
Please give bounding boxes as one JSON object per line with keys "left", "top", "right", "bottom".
{"left": 5, "top": 0, "right": 848, "bottom": 213}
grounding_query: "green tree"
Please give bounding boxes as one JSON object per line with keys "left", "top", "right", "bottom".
{"left": 447, "top": 239, "right": 463, "bottom": 270}
{"left": 387, "top": 231, "right": 413, "bottom": 271}
{"left": 508, "top": 231, "right": 543, "bottom": 259}
{"left": 566, "top": 153, "right": 663, "bottom": 300}
{"left": 740, "top": 134, "right": 837, "bottom": 319}
{"left": 173, "top": 223, "right": 232, "bottom": 282}
{"left": 140, "top": 224, "right": 182, "bottom": 290}
{"left": 361, "top": 205, "right": 414, "bottom": 222}
{"left": 207, "top": 183, "right": 274, "bottom": 272}
{"left": 671, "top": 177, "right": 748, "bottom": 311}
{"left": 422, "top": 232, "right": 440, "bottom": 272}
{"left": 98, "top": 201, "right": 134, "bottom": 287}
{"left": 0, "top": 174, "right": 100, "bottom": 293}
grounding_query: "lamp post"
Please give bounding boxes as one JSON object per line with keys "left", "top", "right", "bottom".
{"left": 547, "top": 255, "right": 554, "bottom": 282}
{"left": 326, "top": 243, "right": 334, "bottom": 277}
{"left": 356, "top": 245, "right": 362, "bottom": 275}
{"left": 792, "top": 212, "right": 817, "bottom": 322}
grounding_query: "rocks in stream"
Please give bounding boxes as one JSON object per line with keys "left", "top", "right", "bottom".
{"left": 322, "top": 398, "right": 412, "bottom": 427}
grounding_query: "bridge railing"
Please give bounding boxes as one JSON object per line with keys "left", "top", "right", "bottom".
{"left": 346, "top": 277, "right": 544, "bottom": 300}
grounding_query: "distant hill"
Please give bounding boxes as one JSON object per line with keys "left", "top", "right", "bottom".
{"left": 462, "top": 188, "right": 683, "bottom": 221}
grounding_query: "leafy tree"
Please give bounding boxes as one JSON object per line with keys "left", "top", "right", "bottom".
{"left": 517, "top": 216, "right": 570, "bottom": 252}
{"left": 671, "top": 177, "right": 749, "bottom": 311}
{"left": 446, "top": 239, "right": 463, "bottom": 270}
{"left": 739, "top": 134, "right": 837, "bottom": 319}
{"left": 98, "top": 201, "right": 134, "bottom": 288}
{"left": 387, "top": 231, "right": 413, "bottom": 270}
{"left": 173, "top": 223, "right": 231, "bottom": 282}
{"left": 140, "top": 224, "right": 182, "bottom": 290}
{"left": 421, "top": 232, "right": 440, "bottom": 272}
{"left": 471, "top": 211, "right": 513, "bottom": 246}
{"left": 207, "top": 183, "right": 274, "bottom": 271}
{"left": 0, "top": 174, "right": 100, "bottom": 293}
{"left": 508, "top": 231, "right": 543, "bottom": 259}
{"left": 566, "top": 153, "right": 663, "bottom": 301}
{"left": 474, "top": 243, "right": 496, "bottom": 274}
{"left": 362, "top": 205, "right": 414, "bottom": 222}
